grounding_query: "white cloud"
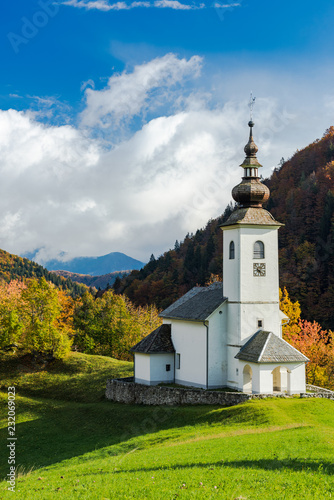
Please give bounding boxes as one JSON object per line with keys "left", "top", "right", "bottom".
{"left": 26, "top": 95, "right": 72, "bottom": 122}
{"left": 61, "top": 0, "right": 204, "bottom": 10}
{"left": 153, "top": 0, "right": 203, "bottom": 10}
{"left": 2, "top": 54, "right": 334, "bottom": 263}
{"left": 0, "top": 100, "right": 291, "bottom": 262}
{"left": 62, "top": 0, "right": 127, "bottom": 10}
{"left": 80, "top": 79, "right": 95, "bottom": 92}
{"left": 214, "top": 2, "right": 240, "bottom": 8}
{"left": 80, "top": 53, "right": 203, "bottom": 128}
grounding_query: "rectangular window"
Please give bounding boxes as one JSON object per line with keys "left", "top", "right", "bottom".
{"left": 229, "top": 241, "right": 235, "bottom": 259}
{"left": 258, "top": 319, "right": 263, "bottom": 328}
{"left": 176, "top": 353, "right": 180, "bottom": 370}
{"left": 166, "top": 364, "right": 171, "bottom": 372}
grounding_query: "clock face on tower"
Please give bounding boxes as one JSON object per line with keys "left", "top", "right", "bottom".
{"left": 253, "top": 263, "right": 266, "bottom": 277}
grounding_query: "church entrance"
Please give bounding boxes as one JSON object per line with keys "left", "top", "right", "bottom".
{"left": 243, "top": 365, "right": 253, "bottom": 393}
{"left": 272, "top": 366, "right": 291, "bottom": 393}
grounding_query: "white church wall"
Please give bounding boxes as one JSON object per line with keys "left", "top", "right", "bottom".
{"left": 235, "top": 361, "right": 262, "bottom": 393}
{"left": 222, "top": 228, "right": 240, "bottom": 301}
{"left": 222, "top": 226, "right": 280, "bottom": 304}
{"left": 227, "top": 346, "right": 242, "bottom": 390}
{"left": 134, "top": 353, "right": 151, "bottom": 385}
{"left": 240, "top": 303, "right": 282, "bottom": 341}
{"left": 226, "top": 302, "right": 281, "bottom": 349}
{"left": 134, "top": 353, "right": 175, "bottom": 385}
{"left": 150, "top": 354, "right": 175, "bottom": 385}
{"left": 207, "top": 304, "right": 228, "bottom": 388}
{"left": 226, "top": 303, "right": 241, "bottom": 346}
{"left": 288, "top": 363, "right": 306, "bottom": 394}
{"left": 170, "top": 319, "right": 207, "bottom": 388}
{"left": 223, "top": 225, "right": 282, "bottom": 344}
{"left": 258, "top": 365, "right": 274, "bottom": 393}
{"left": 255, "top": 363, "right": 306, "bottom": 394}
{"left": 239, "top": 227, "right": 280, "bottom": 303}
{"left": 235, "top": 362, "right": 307, "bottom": 394}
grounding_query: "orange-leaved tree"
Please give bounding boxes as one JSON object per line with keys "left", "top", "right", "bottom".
{"left": 280, "top": 287, "right": 334, "bottom": 389}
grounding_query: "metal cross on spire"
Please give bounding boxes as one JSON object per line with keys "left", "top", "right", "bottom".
{"left": 248, "top": 92, "right": 256, "bottom": 121}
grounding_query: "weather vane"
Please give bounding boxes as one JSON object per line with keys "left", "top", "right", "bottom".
{"left": 248, "top": 92, "right": 256, "bottom": 121}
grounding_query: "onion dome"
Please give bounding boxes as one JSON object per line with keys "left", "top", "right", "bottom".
{"left": 232, "top": 121, "right": 270, "bottom": 208}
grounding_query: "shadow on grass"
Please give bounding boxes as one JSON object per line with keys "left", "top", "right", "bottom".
{"left": 10, "top": 371, "right": 121, "bottom": 403}
{"left": 0, "top": 352, "right": 133, "bottom": 404}
{"left": 112, "top": 458, "right": 334, "bottom": 475}
{"left": 2, "top": 392, "right": 331, "bottom": 482}
{"left": 0, "top": 397, "right": 276, "bottom": 480}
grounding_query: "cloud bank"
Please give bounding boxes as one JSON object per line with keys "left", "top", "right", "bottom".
{"left": 1, "top": 54, "right": 334, "bottom": 263}
{"left": 80, "top": 53, "right": 202, "bottom": 128}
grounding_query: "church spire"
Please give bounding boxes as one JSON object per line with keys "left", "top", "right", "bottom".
{"left": 240, "top": 120, "right": 262, "bottom": 176}
{"left": 231, "top": 121, "right": 270, "bottom": 208}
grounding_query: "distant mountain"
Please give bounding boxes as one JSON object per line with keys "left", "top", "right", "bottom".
{"left": 23, "top": 251, "right": 146, "bottom": 276}
{"left": 52, "top": 270, "right": 130, "bottom": 290}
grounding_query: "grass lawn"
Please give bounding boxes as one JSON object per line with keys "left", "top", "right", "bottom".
{"left": 0, "top": 352, "right": 334, "bottom": 499}
{"left": 0, "top": 351, "right": 133, "bottom": 403}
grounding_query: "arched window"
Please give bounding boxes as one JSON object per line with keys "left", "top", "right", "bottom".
{"left": 229, "top": 241, "right": 235, "bottom": 259}
{"left": 253, "top": 241, "right": 264, "bottom": 259}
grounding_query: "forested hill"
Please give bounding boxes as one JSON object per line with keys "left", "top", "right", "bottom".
{"left": 266, "top": 126, "right": 334, "bottom": 329}
{"left": 0, "top": 249, "right": 86, "bottom": 297}
{"left": 115, "top": 126, "right": 334, "bottom": 330}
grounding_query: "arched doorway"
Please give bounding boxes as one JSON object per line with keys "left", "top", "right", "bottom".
{"left": 272, "top": 366, "right": 291, "bottom": 392}
{"left": 243, "top": 365, "right": 253, "bottom": 393}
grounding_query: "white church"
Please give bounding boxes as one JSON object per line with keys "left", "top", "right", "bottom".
{"left": 131, "top": 120, "right": 308, "bottom": 394}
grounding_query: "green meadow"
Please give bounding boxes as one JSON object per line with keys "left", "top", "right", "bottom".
{"left": 0, "top": 352, "right": 334, "bottom": 499}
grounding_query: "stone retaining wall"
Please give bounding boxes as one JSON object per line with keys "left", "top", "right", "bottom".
{"left": 302, "top": 384, "right": 334, "bottom": 400}
{"left": 105, "top": 378, "right": 250, "bottom": 406}
{"left": 105, "top": 378, "right": 334, "bottom": 406}
{"left": 300, "top": 393, "right": 334, "bottom": 400}
{"left": 306, "top": 384, "right": 334, "bottom": 394}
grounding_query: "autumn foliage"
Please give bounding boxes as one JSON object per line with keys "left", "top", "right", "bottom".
{"left": 0, "top": 277, "right": 161, "bottom": 362}
{"left": 0, "top": 278, "right": 73, "bottom": 359}
{"left": 280, "top": 287, "right": 334, "bottom": 390}
{"left": 73, "top": 289, "right": 161, "bottom": 361}
{"left": 268, "top": 126, "right": 334, "bottom": 330}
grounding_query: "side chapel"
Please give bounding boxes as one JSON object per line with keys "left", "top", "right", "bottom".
{"left": 130, "top": 120, "right": 308, "bottom": 394}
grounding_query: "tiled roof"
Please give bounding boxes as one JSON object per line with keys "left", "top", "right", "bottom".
{"left": 220, "top": 207, "right": 283, "bottom": 227}
{"left": 160, "top": 282, "right": 227, "bottom": 321}
{"left": 235, "top": 330, "right": 309, "bottom": 363}
{"left": 130, "top": 324, "right": 175, "bottom": 354}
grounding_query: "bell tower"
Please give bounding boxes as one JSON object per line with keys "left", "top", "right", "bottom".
{"left": 220, "top": 120, "right": 283, "bottom": 347}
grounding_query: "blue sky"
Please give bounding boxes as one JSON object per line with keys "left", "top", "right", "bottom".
{"left": 1, "top": 0, "right": 334, "bottom": 263}
{"left": 3, "top": 1, "right": 334, "bottom": 109}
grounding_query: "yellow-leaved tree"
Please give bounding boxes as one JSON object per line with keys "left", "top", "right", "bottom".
{"left": 73, "top": 289, "right": 161, "bottom": 361}
{"left": 279, "top": 287, "right": 301, "bottom": 326}
{"left": 0, "top": 279, "right": 26, "bottom": 350}
{"left": 20, "top": 278, "right": 73, "bottom": 360}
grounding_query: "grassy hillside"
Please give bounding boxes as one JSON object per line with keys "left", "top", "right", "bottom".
{"left": 0, "top": 352, "right": 133, "bottom": 403}
{"left": 1, "top": 353, "right": 334, "bottom": 499}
